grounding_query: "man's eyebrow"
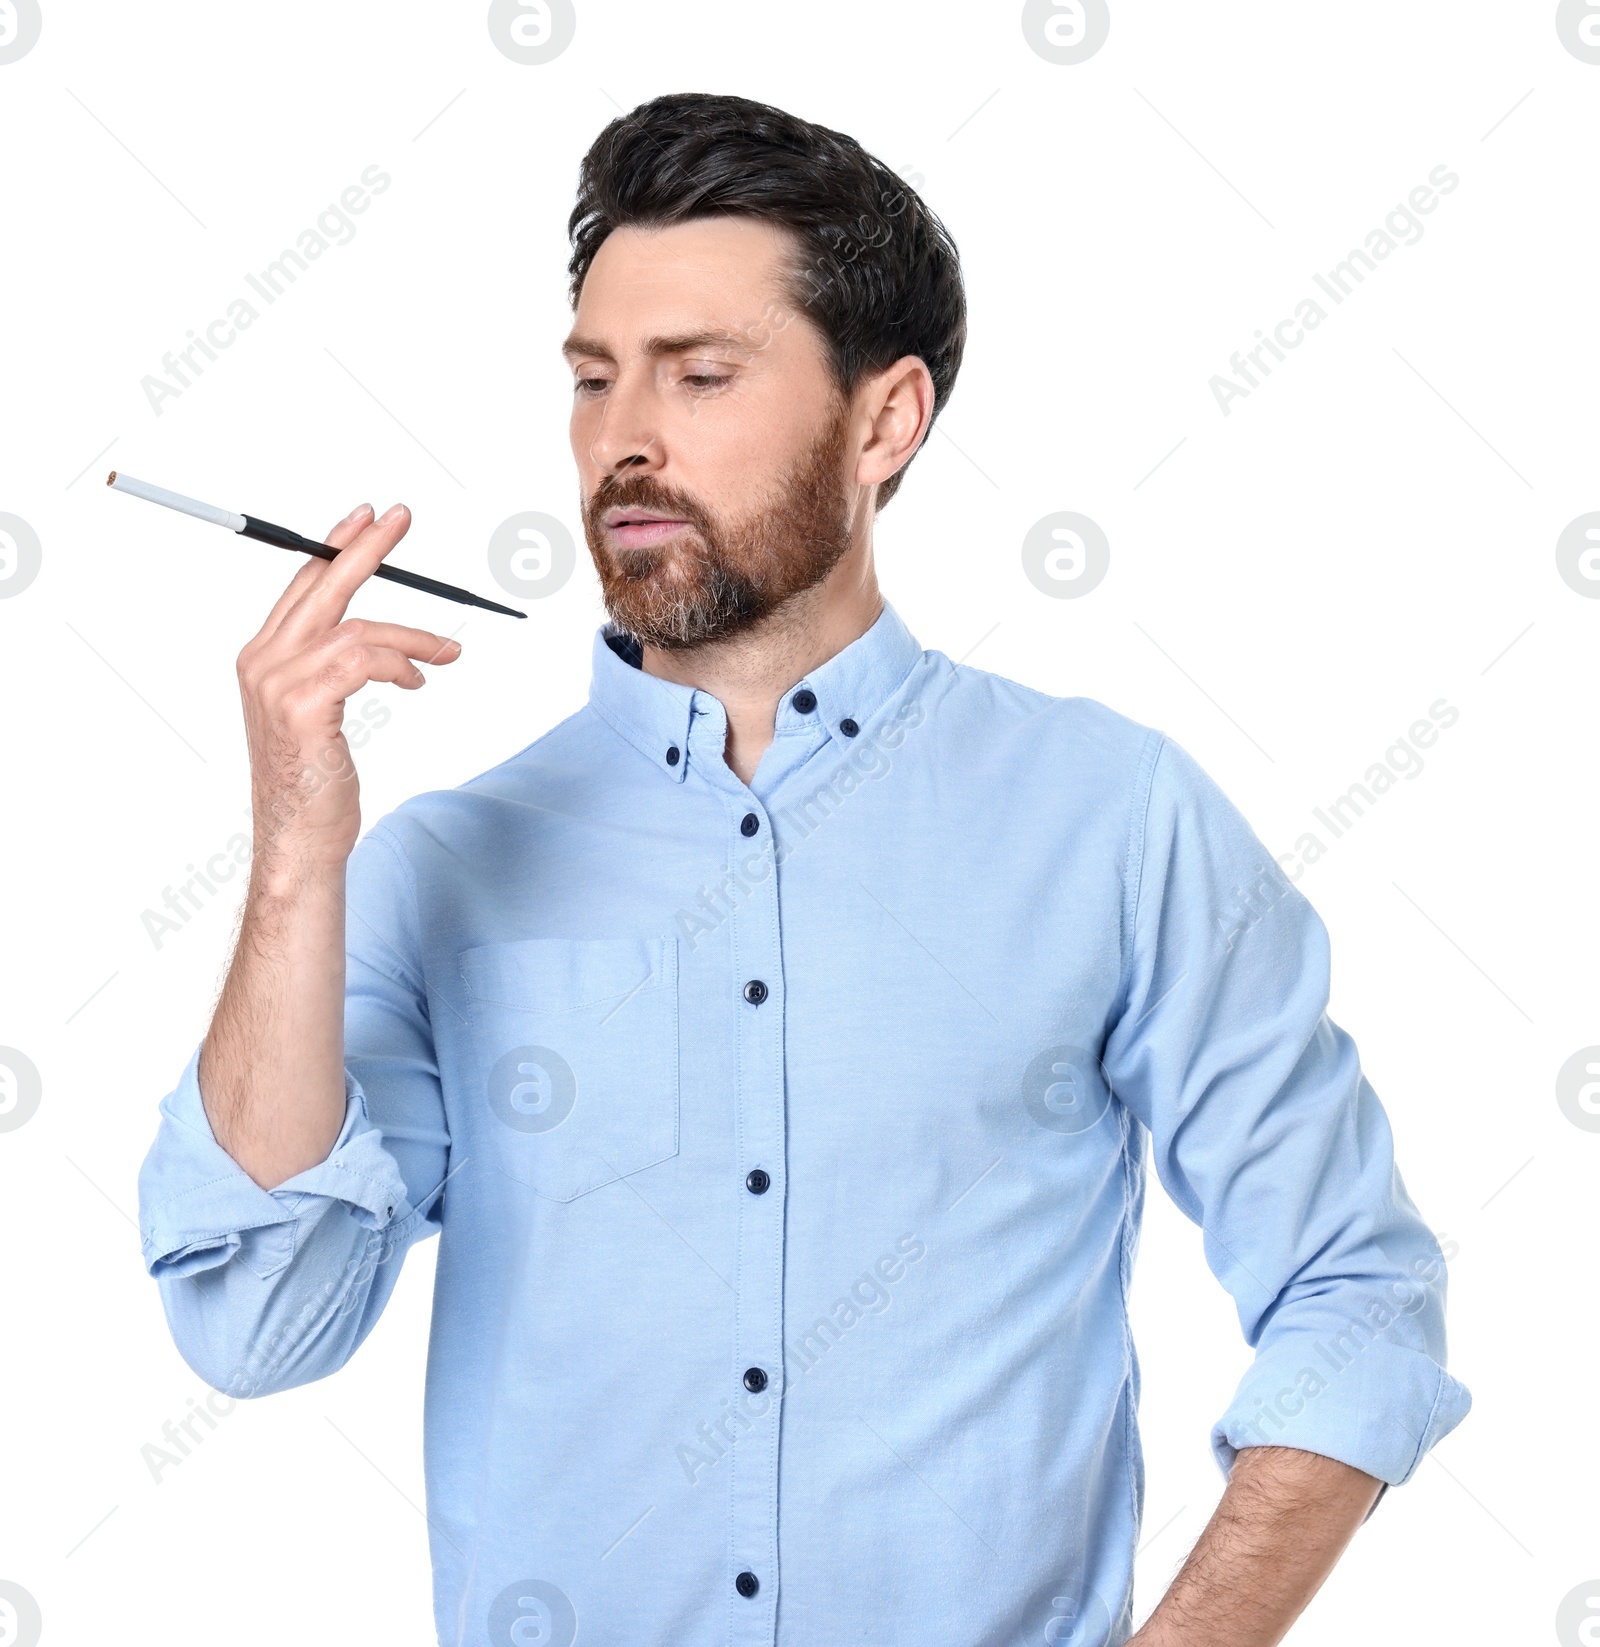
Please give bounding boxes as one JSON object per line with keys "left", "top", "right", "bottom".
{"left": 643, "top": 329, "right": 751, "bottom": 356}
{"left": 560, "top": 329, "right": 753, "bottom": 362}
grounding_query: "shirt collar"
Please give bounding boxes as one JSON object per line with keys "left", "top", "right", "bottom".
{"left": 587, "top": 600, "right": 924, "bottom": 785}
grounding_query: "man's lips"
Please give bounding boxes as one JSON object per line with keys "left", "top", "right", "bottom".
{"left": 601, "top": 507, "right": 694, "bottom": 549}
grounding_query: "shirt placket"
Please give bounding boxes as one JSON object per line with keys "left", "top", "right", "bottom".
{"left": 725, "top": 774, "right": 786, "bottom": 1646}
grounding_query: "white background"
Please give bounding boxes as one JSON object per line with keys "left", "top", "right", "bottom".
{"left": 1, "top": 2, "right": 1596, "bottom": 1643}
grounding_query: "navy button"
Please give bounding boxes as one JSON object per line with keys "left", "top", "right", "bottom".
{"left": 839, "top": 718, "right": 859, "bottom": 737}
{"left": 736, "top": 1572, "right": 760, "bottom": 1598}
{"left": 746, "top": 1168, "right": 770, "bottom": 1194}
{"left": 740, "top": 812, "right": 760, "bottom": 837}
{"left": 742, "top": 979, "right": 768, "bottom": 1005}
{"left": 743, "top": 1366, "right": 768, "bottom": 1393}
{"left": 791, "top": 688, "right": 817, "bottom": 714}
{"left": 665, "top": 745, "right": 680, "bottom": 766}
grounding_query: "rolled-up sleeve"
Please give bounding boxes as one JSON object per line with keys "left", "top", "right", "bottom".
{"left": 1103, "top": 734, "right": 1470, "bottom": 1489}
{"left": 136, "top": 822, "right": 450, "bottom": 1397}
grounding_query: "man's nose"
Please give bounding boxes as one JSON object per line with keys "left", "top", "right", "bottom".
{"left": 587, "top": 372, "right": 666, "bottom": 476}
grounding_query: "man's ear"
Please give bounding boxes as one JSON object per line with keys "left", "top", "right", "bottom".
{"left": 854, "top": 356, "right": 936, "bottom": 491}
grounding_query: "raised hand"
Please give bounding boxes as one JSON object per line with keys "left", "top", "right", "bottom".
{"left": 235, "top": 502, "right": 462, "bottom": 872}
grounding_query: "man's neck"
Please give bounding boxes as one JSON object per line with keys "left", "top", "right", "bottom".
{"left": 640, "top": 545, "right": 883, "bottom": 786}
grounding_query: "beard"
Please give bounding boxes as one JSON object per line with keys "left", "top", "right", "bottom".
{"left": 581, "top": 404, "right": 854, "bottom": 651}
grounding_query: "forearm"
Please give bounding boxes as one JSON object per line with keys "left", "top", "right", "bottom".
{"left": 192, "top": 499, "right": 458, "bottom": 1190}
{"left": 1132, "top": 1445, "right": 1382, "bottom": 1647}
{"left": 198, "top": 852, "right": 349, "bottom": 1190}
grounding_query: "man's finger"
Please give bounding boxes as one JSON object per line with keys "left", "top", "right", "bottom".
{"left": 299, "top": 642, "right": 437, "bottom": 700}
{"left": 278, "top": 503, "right": 413, "bottom": 642}
{"left": 299, "top": 620, "right": 464, "bottom": 672}
{"left": 256, "top": 503, "right": 375, "bottom": 645}
{"left": 324, "top": 503, "right": 377, "bottom": 552}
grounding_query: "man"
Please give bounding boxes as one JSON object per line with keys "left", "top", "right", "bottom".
{"left": 138, "top": 93, "right": 1469, "bottom": 1646}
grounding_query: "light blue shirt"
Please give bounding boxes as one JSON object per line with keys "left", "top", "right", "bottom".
{"left": 138, "top": 600, "right": 1469, "bottom": 1646}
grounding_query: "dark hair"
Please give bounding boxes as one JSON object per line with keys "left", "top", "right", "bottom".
{"left": 568, "top": 92, "right": 965, "bottom": 505}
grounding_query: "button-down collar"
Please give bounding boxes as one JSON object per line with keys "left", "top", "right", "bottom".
{"left": 587, "top": 627, "right": 700, "bottom": 783}
{"left": 768, "top": 599, "right": 923, "bottom": 744}
{"left": 587, "top": 601, "right": 925, "bottom": 789}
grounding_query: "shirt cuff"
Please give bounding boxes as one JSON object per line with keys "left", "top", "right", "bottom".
{"left": 138, "top": 1047, "right": 413, "bottom": 1282}
{"left": 1210, "top": 1333, "right": 1472, "bottom": 1488}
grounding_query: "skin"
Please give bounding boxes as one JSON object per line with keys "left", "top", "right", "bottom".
{"left": 1130, "top": 1444, "right": 1380, "bottom": 1645}
{"left": 197, "top": 213, "right": 1380, "bottom": 1644}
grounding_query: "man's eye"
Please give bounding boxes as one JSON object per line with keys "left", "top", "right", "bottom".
{"left": 574, "top": 377, "right": 610, "bottom": 396}
{"left": 683, "top": 372, "right": 731, "bottom": 390}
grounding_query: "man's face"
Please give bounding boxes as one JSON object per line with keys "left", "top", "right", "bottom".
{"left": 564, "top": 218, "right": 856, "bottom": 649}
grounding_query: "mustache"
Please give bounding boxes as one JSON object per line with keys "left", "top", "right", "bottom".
{"left": 585, "top": 472, "right": 716, "bottom": 538}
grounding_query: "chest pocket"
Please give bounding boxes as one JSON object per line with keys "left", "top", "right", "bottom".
{"left": 458, "top": 937, "right": 679, "bottom": 1203}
